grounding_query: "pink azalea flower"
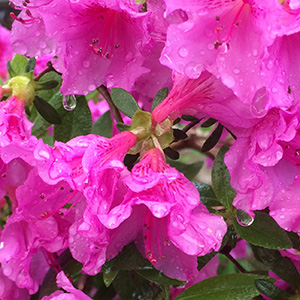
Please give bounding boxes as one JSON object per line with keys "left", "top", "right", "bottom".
{"left": 0, "top": 95, "right": 37, "bottom": 206}
{"left": 261, "top": 33, "right": 300, "bottom": 110}
{"left": 0, "top": 267, "right": 30, "bottom": 300}
{"left": 99, "top": 148, "right": 227, "bottom": 281}
{"left": 225, "top": 107, "right": 300, "bottom": 216}
{"left": 0, "top": 96, "right": 34, "bottom": 146}
{"left": 41, "top": 271, "right": 92, "bottom": 300}
{"left": 0, "top": 25, "right": 13, "bottom": 81}
{"left": 161, "top": 0, "right": 300, "bottom": 107}
{"left": 0, "top": 167, "right": 84, "bottom": 293}
{"left": 269, "top": 176, "right": 300, "bottom": 233}
{"left": 152, "top": 71, "right": 256, "bottom": 129}
{"left": 11, "top": 0, "right": 152, "bottom": 95}
{"left": 170, "top": 255, "right": 219, "bottom": 299}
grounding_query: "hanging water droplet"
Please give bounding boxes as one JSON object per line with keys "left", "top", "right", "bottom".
{"left": 63, "top": 95, "right": 77, "bottom": 111}
{"left": 236, "top": 209, "right": 254, "bottom": 227}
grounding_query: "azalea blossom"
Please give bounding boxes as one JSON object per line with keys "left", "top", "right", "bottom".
{"left": 161, "top": 0, "right": 300, "bottom": 108}
{"left": 10, "top": 0, "right": 152, "bottom": 95}
{"left": 41, "top": 271, "right": 92, "bottom": 300}
{"left": 98, "top": 148, "right": 227, "bottom": 280}
{"left": 0, "top": 25, "right": 13, "bottom": 81}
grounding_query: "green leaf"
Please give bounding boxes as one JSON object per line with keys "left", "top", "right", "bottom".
{"left": 54, "top": 95, "right": 92, "bottom": 142}
{"left": 103, "top": 270, "right": 119, "bottom": 288}
{"left": 233, "top": 211, "right": 293, "bottom": 249}
{"left": 136, "top": 268, "right": 185, "bottom": 287}
{"left": 113, "top": 271, "right": 160, "bottom": 300}
{"left": 34, "top": 96, "right": 61, "bottom": 124}
{"left": 181, "top": 115, "right": 198, "bottom": 121}
{"left": 255, "top": 279, "right": 289, "bottom": 300}
{"left": 152, "top": 87, "right": 169, "bottom": 111}
{"left": 197, "top": 252, "right": 217, "bottom": 271}
{"left": 110, "top": 88, "right": 140, "bottom": 118}
{"left": 7, "top": 61, "right": 16, "bottom": 78}
{"left": 25, "top": 57, "right": 36, "bottom": 73}
{"left": 193, "top": 182, "right": 222, "bottom": 207}
{"left": 11, "top": 54, "right": 28, "bottom": 75}
{"left": 116, "top": 122, "right": 131, "bottom": 132}
{"left": 252, "top": 246, "right": 300, "bottom": 290}
{"left": 92, "top": 110, "right": 113, "bottom": 137}
{"left": 36, "top": 71, "right": 62, "bottom": 101}
{"left": 35, "top": 80, "right": 59, "bottom": 91}
{"left": 202, "top": 123, "right": 223, "bottom": 152}
{"left": 164, "top": 147, "right": 180, "bottom": 160}
{"left": 31, "top": 92, "right": 63, "bottom": 138}
{"left": 102, "top": 243, "right": 151, "bottom": 273}
{"left": 211, "top": 145, "right": 236, "bottom": 209}
{"left": 167, "top": 159, "right": 203, "bottom": 181}
{"left": 174, "top": 274, "right": 275, "bottom": 300}
{"left": 286, "top": 231, "right": 300, "bottom": 250}
{"left": 201, "top": 118, "right": 217, "bottom": 128}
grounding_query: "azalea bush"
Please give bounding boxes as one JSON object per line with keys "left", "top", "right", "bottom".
{"left": 0, "top": 0, "right": 300, "bottom": 299}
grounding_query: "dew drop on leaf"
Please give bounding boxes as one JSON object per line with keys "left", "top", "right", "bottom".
{"left": 236, "top": 209, "right": 254, "bottom": 227}
{"left": 62, "top": 95, "right": 77, "bottom": 111}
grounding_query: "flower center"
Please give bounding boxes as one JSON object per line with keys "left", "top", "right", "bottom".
{"left": 40, "top": 187, "right": 81, "bottom": 219}
{"left": 89, "top": 8, "right": 121, "bottom": 59}
{"left": 143, "top": 210, "right": 169, "bottom": 264}
{"left": 214, "top": 1, "right": 247, "bottom": 50}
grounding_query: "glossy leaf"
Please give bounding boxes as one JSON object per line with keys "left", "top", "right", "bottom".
{"left": 136, "top": 268, "right": 185, "bottom": 287}
{"left": 233, "top": 211, "right": 293, "bottom": 249}
{"left": 11, "top": 54, "right": 28, "bottom": 75}
{"left": 255, "top": 279, "right": 289, "bottom": 300}
{"left": 167, "top": 159, "right": 203, "bottom": 180}
{"left": 54, "top": 95, "right": 92, "bottom": 142}
{"left": 92, "top": 110, "right": 113, "bottom": 137}
{"left": 174, "top": 274, "right": 275, "bottom": 300}
{"left": 102, "top": 243, "right": 151, "bottom": 273}
{"left": 116, "top": 122, "right": 131, "bottom": 132}
{"left": 25, "top": 57, "right": 36, "bottom": 72}
{"left": 103, "top": 270, "right": 119, "bottom": 288}
{"left": 152, "top": 87, "right": 169, "bottom": 111}
{"left": 212, "top": 145, "right": 236, "bottom": 209}
{"left": 202, "top": 123, "right": 223, "bottom": 153}
{"left": 193, "top": 182, "right": 222, "bottom": 207}
{"left": 111, "top": 88, "right": 139, "bottom": 118}
{"left": 34, "top": 95, "right": 61, "bottom": 124}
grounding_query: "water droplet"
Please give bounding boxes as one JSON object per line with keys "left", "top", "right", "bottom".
{"left": 38, "top": 40, "right": 47, "bottom": 49}
{"left": 178, "top": 47, "right": 189, "bottom": 58}
{"left": 11, "top": 40, "right": 27, "bottom": 54}
{"left": 100, "top": 184, "right": 107, "bottom": 196}
{"left": 125, "top": 52, "right": 133, "bottom": 62}
{"left": 0, "top": 241, "right": 4, "bottom": 249}
{"left": 233, "top": 68, "right": 240, "bottom": 74}
{"left": 222, "top": 74, "right": 235, "bottom": 88}
{"left": 271, "top": 87, "right": 278, "bottom": 94}
{"left": 3, "top": 266, "right": 12, "bottom": 276}
{"left": 63, "top": 95, "right": 77, "bottom": 111}
{"left": 266, "top": 60, "right": 273, "bottom": 70}
{"left": 184, "top": 61, "right": 202, "bottom": 79}
{"left": 236, "top": 209, "right": 254, "bottom": 227}
{"left": 88, "top": 84, "right": 96, "bottom": 91}
{"left": 252, "top": 49, "right": 258, "bottom": 56}
{"left": 82, "top": 60, "right": 90, "bottom": 68}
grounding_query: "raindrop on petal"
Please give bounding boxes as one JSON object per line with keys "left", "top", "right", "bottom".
{"left": 63, "top": 95, "right": 77, "bottom": 111}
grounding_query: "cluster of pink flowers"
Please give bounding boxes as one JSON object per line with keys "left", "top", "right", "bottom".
{"left": 0, "top": 0, "right": 300, "bottom": 298}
